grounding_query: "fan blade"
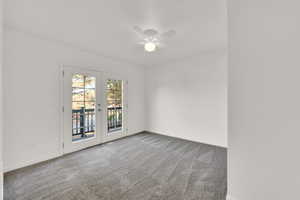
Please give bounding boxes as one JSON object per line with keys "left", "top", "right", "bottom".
{"left": 161, "top": 30, "right": 176, "bottom": 38}
{"left": 133, "top": 26, "right": 144, "bottom": 35}
{"left": 138, "top": 41, "right": 146, "bottom": 45}
{"left": 157, "top": 42, "right": 166, "bottom": 48}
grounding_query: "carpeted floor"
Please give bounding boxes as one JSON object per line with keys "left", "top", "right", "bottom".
{"left": 4, "top": 132, "right": 227, "bottom": 200}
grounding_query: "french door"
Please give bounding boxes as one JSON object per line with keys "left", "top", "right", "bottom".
{"left": 62, "top": 67, "right": 127, "bottom": 154}
{"left": 62, "top": 67, "right": 104, "bottom": 154}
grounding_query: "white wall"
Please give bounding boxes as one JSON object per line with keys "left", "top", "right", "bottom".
{"left": 0, "top": 0, "right": 3, "bottom": 198}
{"left": 145, "top": 53, "right": 227, "bottom": 147}
{"left": 228, "top": 0, "right": 300, "bottom": 200}
{"left": 3, "top": 27, "right": 145, "bottom": 172}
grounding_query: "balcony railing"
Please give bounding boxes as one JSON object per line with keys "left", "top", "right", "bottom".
{"left": 107, "top": 106, "right": 122, "bottom": 132}
{"left": 72, "top": 107, "right": 122, "bottom": 140}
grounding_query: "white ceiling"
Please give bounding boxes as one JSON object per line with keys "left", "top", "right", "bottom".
{"left": 4, "top": 0, "right": 227, "bottom": 67}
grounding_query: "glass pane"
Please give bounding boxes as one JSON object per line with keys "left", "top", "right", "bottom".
{"left": 115, "top": 99, "right": 122, "bottom": 107}
{"left": 71, "top": 73, "right": 97, "bottom": 142}
{"left": 85, "top": 76, "right": 96, "bottom": 89}
{"left": 107, "top": 80, "right": 114, "bottom": 90}
{"left": 107, "top": 79, "right": 123, "bottom": 133}
{"left": 107, "top": 100, "right": 114, "bottom": 107}
{"left": 116, "top": 80, "right": 122, "bottom": 90}
{"left": 107, "top": 93, "right": 115, "bottom": 102}
{"left": 85, "top": 102, "right": 96, "bottom": 110}
{"left": 85, "top": 89, "right": 96, "bottom": 102}
{"left": 72, "top": 74, "right": 84, "bottom": 88}
{"left": 72, "top": 88, "right": 84, "bottom": 102}
{"left": 72, "top": 102, "right": 84, "bottom": 110}
{"left": 115, "top": 94, "right": 122, "bottom": 102}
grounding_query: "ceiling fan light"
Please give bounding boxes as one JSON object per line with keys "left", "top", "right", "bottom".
{"left": 144, "top": 42, "right": 156, "bottom": 52}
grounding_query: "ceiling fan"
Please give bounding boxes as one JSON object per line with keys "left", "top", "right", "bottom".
{"left": 133, "top": 26, "right": 176, "bottom": 52}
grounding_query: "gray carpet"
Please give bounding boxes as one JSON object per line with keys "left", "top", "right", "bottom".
{"left": 4, "top": 132, "right": 227, "bottom": 200}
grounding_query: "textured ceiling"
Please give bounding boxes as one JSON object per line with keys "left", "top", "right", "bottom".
{"left": 4, "top": 0, "right": 227, "bottom": 67}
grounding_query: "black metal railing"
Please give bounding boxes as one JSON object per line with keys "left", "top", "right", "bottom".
{"left": 107, "top": 106, "right": 122, "bottom": 132}
{"left": 72, "top": 108, "right": 95, "bottom": 138}
{"left": 72, "top": 107, "right": 122, "bottom": 138}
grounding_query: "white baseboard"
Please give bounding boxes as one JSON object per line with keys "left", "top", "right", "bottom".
{"left": 4, "top": 131, "right": 144, "bottom": 173}
{"left": 102, "top": 130, "right": 143, "bottom": 143}
{"left": 145, "top": 130, "right": 228, "bottom": 148}
{"left": 4, "top": 152, "right": 61, "bottom": 173}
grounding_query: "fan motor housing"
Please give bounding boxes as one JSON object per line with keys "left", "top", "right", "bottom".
{"left": 144, "top": 29, "right": 158, "bottom": 37}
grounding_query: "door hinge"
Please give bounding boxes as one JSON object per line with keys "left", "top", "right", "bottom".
{"left": 62, "top": 70, "right": 65, "bottom": 77}
{"left": 62, "top": 106, "right": 64, "bottom": 112}
{"left": 62, "top": 142, "right": 64, "bottom": 148}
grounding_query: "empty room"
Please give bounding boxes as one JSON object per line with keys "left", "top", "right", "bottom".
{"left": 0, "top": 0, "right": 300, "bottom": 200}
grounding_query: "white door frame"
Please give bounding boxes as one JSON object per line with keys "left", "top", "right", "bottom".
{"left": 61, "top": 66, "right": 105, "bottom": 154}
{"left": 102, "top": 72, "right": 128, "bottom": 143}
{"left": 60, "top": 66, "right": 129, "bottom": 154}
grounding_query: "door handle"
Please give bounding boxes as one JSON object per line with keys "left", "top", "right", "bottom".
{"left": 97, "top": 104, "right": 101, "bottom": 112}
